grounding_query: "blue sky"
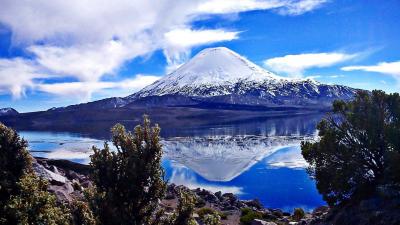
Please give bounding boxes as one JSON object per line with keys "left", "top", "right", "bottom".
{"left": 0, "top": 0, "right": 399, "bottom": 112}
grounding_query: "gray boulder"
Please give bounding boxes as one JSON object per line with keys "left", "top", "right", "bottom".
{"left": 32, "top": 162, "right": 67, "bottom": 185}
{"left": 251, "top": 219, "right": 277, "bottom": 225}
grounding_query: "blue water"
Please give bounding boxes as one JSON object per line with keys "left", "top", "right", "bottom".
{"left": 19, "top": 114, "right": 326, "bottom": 212}
{"left": 163, "top": 146, "right": 324, "bottom": 212}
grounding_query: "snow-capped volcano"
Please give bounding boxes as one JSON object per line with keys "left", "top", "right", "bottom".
{"left": 37, "top": 47, "right": 357, "bottom": 114}
{"left": 128, "top": 47, "right": 356, "bottom": 108}
{"left": 136, "top": 47, "right": 286, "bottom": 97}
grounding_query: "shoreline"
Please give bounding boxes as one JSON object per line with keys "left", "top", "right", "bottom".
{"left": 33, "top": 157, "right": 329, "bottom": 225}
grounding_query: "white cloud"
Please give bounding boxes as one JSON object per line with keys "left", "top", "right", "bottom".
{"left": 264, "top": 52, "right": 357, "bottom": 77}
{"left": 0, "top": 58, "right": 50, "bottom": 98}
{"left": 196, "top": 0, "right": 328, "bottom": 15}
{"left": 163, "top": 28, "right": 240, "bottom": 73}
{"left": 164, "top": 28, "right": 239, "bottom": 50}
{"left": 37, "top": 75, "right": 160, "bottom": 101}
{"left": 0, "top": 0, "right": 328, "bottom": 100}
{"left": 28, "top": 40, "right": 152, "bottom": 82}
{"left": 342, "top": 61, "right": 400, "bottom": 77}
{"left": 277, "top": 0, "right": 328, "bottom": 15}
{"left": 328, "top": 74, "right": 345, "bottom": 78}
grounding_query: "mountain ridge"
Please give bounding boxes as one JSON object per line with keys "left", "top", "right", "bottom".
{"left": 0, "top": 47, "right": 358, "bottom": 132}
{"left": 50, "top": 47, "right": 355, "bottom": 111}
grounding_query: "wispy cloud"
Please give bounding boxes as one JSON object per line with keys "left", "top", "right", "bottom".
{"left": 197, "top": 0, "right": 328, "bottom": 15}
{"left": 264, "top": 52, "right": 358, "bottom": 77}
{"left": 276, "top": 0, "right": 329, "bottom": 15}
{"left": 0, "top": 58, "right": 50, "bottom": 98}
{"left": 37, "top": 75, "right": 160, "bottom": 101}
{"left": 342, "top": 61, "right": 400, "bottom": 77}
{"left": 163, "top": 28, "right": 240, "bottom": 72}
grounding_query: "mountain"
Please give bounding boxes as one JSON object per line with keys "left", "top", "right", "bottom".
{"left": 51, "top": 47, "right": 356, "bottom": 113}
{"left": 164, "top": 135, "right": 311, "bottom": 181}
{"left": 0, "top": 47, "right": 357, "bottom": 132}
{"left": 124, "top": 47, "right": 356, "bottom": 109}
{"left": 0, "top": 108, "right": 18, "bottom": 116}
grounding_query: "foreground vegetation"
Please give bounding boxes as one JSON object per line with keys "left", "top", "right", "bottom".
{"left": 302, "top": 90, "right": 400, "bottom": 206}
{"left": 0, "top": 116, "right": 203, "bottom": 225}
{"left": 1, "top": 90, "right": 400, "bottom": 224}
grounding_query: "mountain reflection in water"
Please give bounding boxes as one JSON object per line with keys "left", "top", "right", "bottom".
{"left": 20, "top": 113, "right": 326, "bottom": 210}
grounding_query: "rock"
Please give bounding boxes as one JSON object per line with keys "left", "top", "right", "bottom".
{"left": 33, "top": 162, "right": 67, "bottom": 185}
{"left": 251, "top": 219, "right": 277, "bottom": 225}
{"left": 48, "top": 182, "right": 75, "bottom": 202}
{"left": 271, "top": 209, "right": 284, "bottom": 218}
{"left": 49, "top": 165, "right": 60, "bottom": 174}
{"left": 312, "top": 206, "right": 329, "bottom": 217}
{"left": 222, "top": 192, "right": 238, "bottom": 206}
{"left": 215, "top": 191, "right": 222, "bottom": 200}
{"left": 197, "top": 189, "right": 219, "bottom": 203}
{"left": 278, "top": 217, "right": 290, "bottom": 224}
{"left": 245, "top": 199, "right": 263, "bottom": 210}
{"left": 81, "top": 180, "right": 93, "bottom": 188}
{"left": 67, "top": 170, "right": 82, "bottom": 181}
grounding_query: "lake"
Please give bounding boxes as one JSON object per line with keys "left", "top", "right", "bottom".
{"left": 20, "top": 113, "right": 326, "bottom": 212}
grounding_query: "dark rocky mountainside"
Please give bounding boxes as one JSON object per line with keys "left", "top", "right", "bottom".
{"left": 0, "top": 107, "right": 18, "bottom": 116}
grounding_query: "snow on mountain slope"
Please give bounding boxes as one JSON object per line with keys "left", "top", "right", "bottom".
{"left": 133, "top": 47, "right": 287, "bottom": 98}
{"left": 163, "top": 135, "right": 313, "bottom": 181}
{"left": 128, "top": 47, "right": 356, "bottom": 107}
{"left": 44, "top": 47, "right": 357, "bottom": 112}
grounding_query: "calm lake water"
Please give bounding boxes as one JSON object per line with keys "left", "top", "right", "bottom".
{"left": 20, "top": 113, "right": 326, "bottom": 212}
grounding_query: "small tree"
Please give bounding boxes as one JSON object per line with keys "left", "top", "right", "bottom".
{"left": 7, "top": 173, "right": 71, "bottom": 225}
{"left": 70, "top": 200, "right": 96, "bottom": 225}
{"left": 292, "top": 208, "right": 305, "bottom": 221}
{"left": 89, "top": 115, "right": 167, "bottom": 225}
{"left": 302, "top": 90, "right": 400, "bottom": 206}
{"left": 161, "top": 190, "right": 197, "bottom": 225}
{"left": 0, "top": 123, "right": 31, "bottom": 219}
{"left": 0, "top": 123, "right": 71, "bottom": 224}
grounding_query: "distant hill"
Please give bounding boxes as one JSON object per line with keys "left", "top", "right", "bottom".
{"left": 0, "top": 108, "right": 18, "bottom": 116}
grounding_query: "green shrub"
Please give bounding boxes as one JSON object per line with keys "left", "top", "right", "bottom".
{"left": 0, "top": 123, "right": 31, "bottom": 221}
{"left": 197, "top": 207, "right": 216, "bottom": 218}
{"left": 197, "top": 207, "right": 224, "bottom": 224}
{"left": 71, "top": 200, "right": 96, "bottom": 225}
{"left": 302, "top": 90, "right": 400, "bottom": 206}
{"left": 89, "top": 116, "right": 167, "bottom": 225}
{"left": 203, "top": 213, "right": 221, "bottom": 225}
{"left": 161, "top": 190, "right": 197, "bottom": 225}
{"left": 293, "top": 208, "right": 305, "bottom": 221}
{"left": 6, "top": 173, "right": 71, "bottom": 225}
{"left": 240, "top": 208, "right": 263, "bottom": 225}
{"left": 0, "top": 123, "right": 70, "bottom": 224}
{"left": 219, "top": 212, "right": 228, "bottom": 220}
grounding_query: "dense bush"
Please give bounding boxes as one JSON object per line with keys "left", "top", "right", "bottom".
{"left": 197, "top": 207, "right": 226, "bottom": 221}
{"left": 240, "top": 208, "right": 264, "bottom": 225}
{"left": 0, "top": 123, "right": 31, "bottom": 222}
{"left": 203, "top": 213, "right": 221, "bottom": 225}
{"left": 302, "top": 90, "right": 400, "bottom": 206}
{"left": 0, "top": 123, "right": 70, "bottom": 224}
{"left": 292, "top": 208, "right": 305, "bottom": 221}
{"left": 89, "top": 116, "right": 167, "bottom": 225}
{"left": 169, "top": 190, "right": 197, "bottom": 225}
{"left": 6, "top": 173, "right": 71, "bottom": 225}
{"left": 70, "top": 200, "right": 96, "bottom": 225}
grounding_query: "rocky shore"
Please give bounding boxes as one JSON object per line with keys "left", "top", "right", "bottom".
{"left": 32, "top": 157, "right": 330, "bottom": 225}
{"left": 33, "top": 157, "right": 399, "bottom": 225}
